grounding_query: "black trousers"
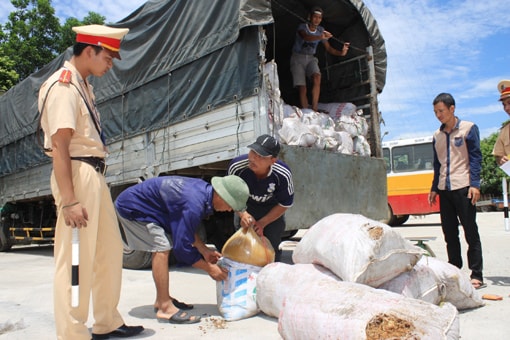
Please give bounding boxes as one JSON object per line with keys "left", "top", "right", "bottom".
{"left": 438, "top": 187, "right": 483, "bottom": 281}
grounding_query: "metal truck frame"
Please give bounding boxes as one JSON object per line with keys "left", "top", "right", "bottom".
{"left": 0, "top": 1, "right": 388, "bottom": 268}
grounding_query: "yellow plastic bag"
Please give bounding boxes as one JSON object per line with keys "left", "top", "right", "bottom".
{"left": 222, "top": 227, "right": 275, "bottom": 266}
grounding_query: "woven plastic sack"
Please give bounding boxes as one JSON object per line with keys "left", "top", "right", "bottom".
{"left": 256, "top": 262, "right": 341, "bottom": 318}
{"left": 216, "top": 257, "right": 261, "bottom": 321}
{"left": 418, "top": 256, "right": 484, "bottom": 310}
{"left": 378, "top": 256, "right": 446, "bottom": 305}
{"left": 222, "top": 227, "right": 274, "bottom": 267}
{"left": 317, "top": 102, "right": 357, "bottom": 118}
{"left": 292, "top": 213, "right": 424, "bottom": 287}
{"left": 278, "top": 117, "right": 317, "bottom": 147}
{"left": 278, "top": 278, "right": 459, "bottom": 340}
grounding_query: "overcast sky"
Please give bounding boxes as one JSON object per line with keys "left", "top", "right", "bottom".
{"left": 1, "top": 0, "right": 509, "bottom": 142}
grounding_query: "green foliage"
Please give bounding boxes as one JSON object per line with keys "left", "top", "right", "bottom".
{"left": 2, "top": 0, "right": 61, "bottom": 81}
{"left": 0, "top": 0, "right": 106, "bottom": 89}
{"left": 480, "top": 132, "right": 507, "bottom": 196}
{"left": 0, "top": 46, "right": 19, "bottom": 91}
{"left": 58, "top": 12, "right": 105, "bottom": 54}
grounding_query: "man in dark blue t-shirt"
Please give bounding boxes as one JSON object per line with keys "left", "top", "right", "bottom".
{"left": 291, "top": 6, "right": 350, "bottom": 111}
{"left": 228, "top": 135, "right": 294, "bottom": 261}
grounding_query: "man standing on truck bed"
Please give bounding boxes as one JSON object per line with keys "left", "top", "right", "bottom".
{"left": 492, "top": 80, "right": 510, "bottom": 166}
{"left": 228, "top": 134, "right": 294, "bottom": 262}
{"left": 428, "top": 92, "right": 485, "bottom": 290}
{"left": 38, "top": 25, "right": 144, "bottom": 340}
{"left": 291, "top": 6, "right": 350, "bottom": 112}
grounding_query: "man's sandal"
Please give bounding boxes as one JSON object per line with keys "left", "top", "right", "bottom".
{"left": 157, "top": 309, "right": 201, "bottom": 324}
{"left": 153, "top": 298, "right": 194, "bottom": 312}
{"left": 471, "top": 279, "right": 487, "bottom": 290}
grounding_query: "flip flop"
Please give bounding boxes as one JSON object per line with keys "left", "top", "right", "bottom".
{"left": 153, "top": 298, "right": 194, "bottom": 312}
{"left": 471, "top": 279, "right": 487, "bottom": 290}
{"left": 157, "top": 309, "right": 201, "bottom": 324}
{"left": 171, "top": 298, "right": 194, "bottom": 310}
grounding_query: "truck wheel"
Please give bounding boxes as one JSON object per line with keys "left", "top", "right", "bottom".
{"left": 382, "top": 204, "right": 397, "bottom": 226}
{"left": 0, "top": 221, "right": 12, "bottom": 252}
{"left": 393, "top": 215, "right": 410, "bottom": 226}
{"left": 122, "top": 248, "right": 152, "bottom": 269}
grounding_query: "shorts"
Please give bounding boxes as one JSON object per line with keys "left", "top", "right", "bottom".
{"left": 290, "top": 53, "right": 320, "bottom": 87}
{"left": 117, "top": 214, "right": 173, "bottom": 252}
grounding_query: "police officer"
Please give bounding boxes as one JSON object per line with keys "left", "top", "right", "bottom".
{"left": 39, "top": 25, "right": 144, "bottom": 339}
{"left": 492, "top": 80, "right": 510, "bottom": 166}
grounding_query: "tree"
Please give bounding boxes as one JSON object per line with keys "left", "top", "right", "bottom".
{"left": 480, "top": 131, "right": 508, "bottom": 196}
{"left": 0, "top": 0, "right": 106, "bottom": 90}
{"left": 0, "top": 46, "right": 19, "bottom": 92}
{"left": 58, "top": 12, "right": 105, "bottom": 53}
{"left": 2, "top": 0, "right": 61, "bottom": 81}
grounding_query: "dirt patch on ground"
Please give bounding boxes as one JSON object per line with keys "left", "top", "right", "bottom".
{"left": 198, "top": 316, "right": 228, "bottom": 335}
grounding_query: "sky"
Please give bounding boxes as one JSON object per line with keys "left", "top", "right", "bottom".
{"left": 1, "top": 0, "right": 509, "bottom": 142}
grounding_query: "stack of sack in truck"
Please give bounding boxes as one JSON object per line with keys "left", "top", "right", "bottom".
{"left": 262, "top": 61, "right": 371, "bottom": 156}
{"left": 256, "top": 213, "right": 484, "bottom": 339}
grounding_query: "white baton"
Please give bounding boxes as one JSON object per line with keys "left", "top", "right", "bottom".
{"left": 71, "top": 228, "right": 80, "bottom": 307}
{"left": 503, "top": 178, "right": 509, "bottom": 232}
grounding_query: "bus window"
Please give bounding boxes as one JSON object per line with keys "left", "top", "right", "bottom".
{"left": 383, "top": 148, "right": 391, "bottom": 173}
{"left": 392, "top": 143, "right": 432, "bottom": 173}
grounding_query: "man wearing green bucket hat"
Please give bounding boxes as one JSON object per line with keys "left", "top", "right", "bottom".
{"left": 114, "top": 175, "right": 249, "bottom": 324}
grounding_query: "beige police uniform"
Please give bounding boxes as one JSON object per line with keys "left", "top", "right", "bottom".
{"left": 493, "top": 122, "right": 510, "bottom": 158}
{"left": 39, "top": 61, "right": 124, "bottom": 340}
{"left": 493, "top": 80, "right": 510, "bottom": 160}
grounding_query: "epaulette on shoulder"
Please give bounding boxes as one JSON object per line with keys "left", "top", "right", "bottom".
{"left": 58, "top": 69, "right": 72, "bottom": 83}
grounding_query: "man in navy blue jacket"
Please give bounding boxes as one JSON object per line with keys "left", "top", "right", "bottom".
{"left": 228, "top": 135, "right": 294, "bottom": 262}
{"left": 115, "top": 175, "right": 249, "bottom": 324}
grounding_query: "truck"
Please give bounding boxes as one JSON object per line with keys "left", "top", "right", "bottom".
{"left": 0, "top": 0, "right": 388, "bottom": 268}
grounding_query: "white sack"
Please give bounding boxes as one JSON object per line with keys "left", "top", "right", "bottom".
{"left": 278, "top": 278, "right": 459, "bottom": 340}
{"left": 256, "top": 262, "right": 341, "bottom": 318}
{"left": 418, "top": 256, "right": 484, "bottom": 310}
{"left": 378, "top": 257, "right": 446, "bottom": 305}
{"left": 337, "top": 131, "right": 353, "bottom": 154}
{"left": 353, "top": 135, "right": 371, "bottom": 156}
{"left": 292, "top": 213, "right": 424, "bottom": 287}
{"left": 353, "top": 111, "right": 369, "bottom": 136}
{"left": 335, "top": 115, "right": 359, "bottom": 136}
{"left": 282, "top": 104, "right": 302, "bottom": 119}
{"left": 278, "top": 117, "right": 316, "bottom": 147}
{"left": 317, "top": 102, "right": 357, "bottom": 118}
{"left": 216, "top": 257, "right": 261, "bottom": 321}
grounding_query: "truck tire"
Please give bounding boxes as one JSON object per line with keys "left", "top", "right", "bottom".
{"left": 123, "top": 248, "right": 152, "bottom": 270}
{"left": 382, "top": 204, "right": 397, "bottom": 226}
{"left": 393, "top": 214, "right": 410, "bottom": 226}
{"left": 0, "top": 221, "right": 12, "bottom": 252}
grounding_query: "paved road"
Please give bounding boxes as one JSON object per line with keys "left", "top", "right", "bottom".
{"left": 1, "top": 212, "right": 509, "bottom": 339}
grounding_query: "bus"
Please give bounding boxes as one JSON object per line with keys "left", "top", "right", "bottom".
{"left": 382, "top": 136, "right": 440, "bottom": 226}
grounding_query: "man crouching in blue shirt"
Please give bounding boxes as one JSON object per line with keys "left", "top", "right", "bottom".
{"left": 114, "top": 175, "right": 249, "bottom": 324}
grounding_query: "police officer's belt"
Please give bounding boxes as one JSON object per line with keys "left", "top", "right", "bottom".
{"left": 70, "top": 157, "right": 106, "bottom": 175}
